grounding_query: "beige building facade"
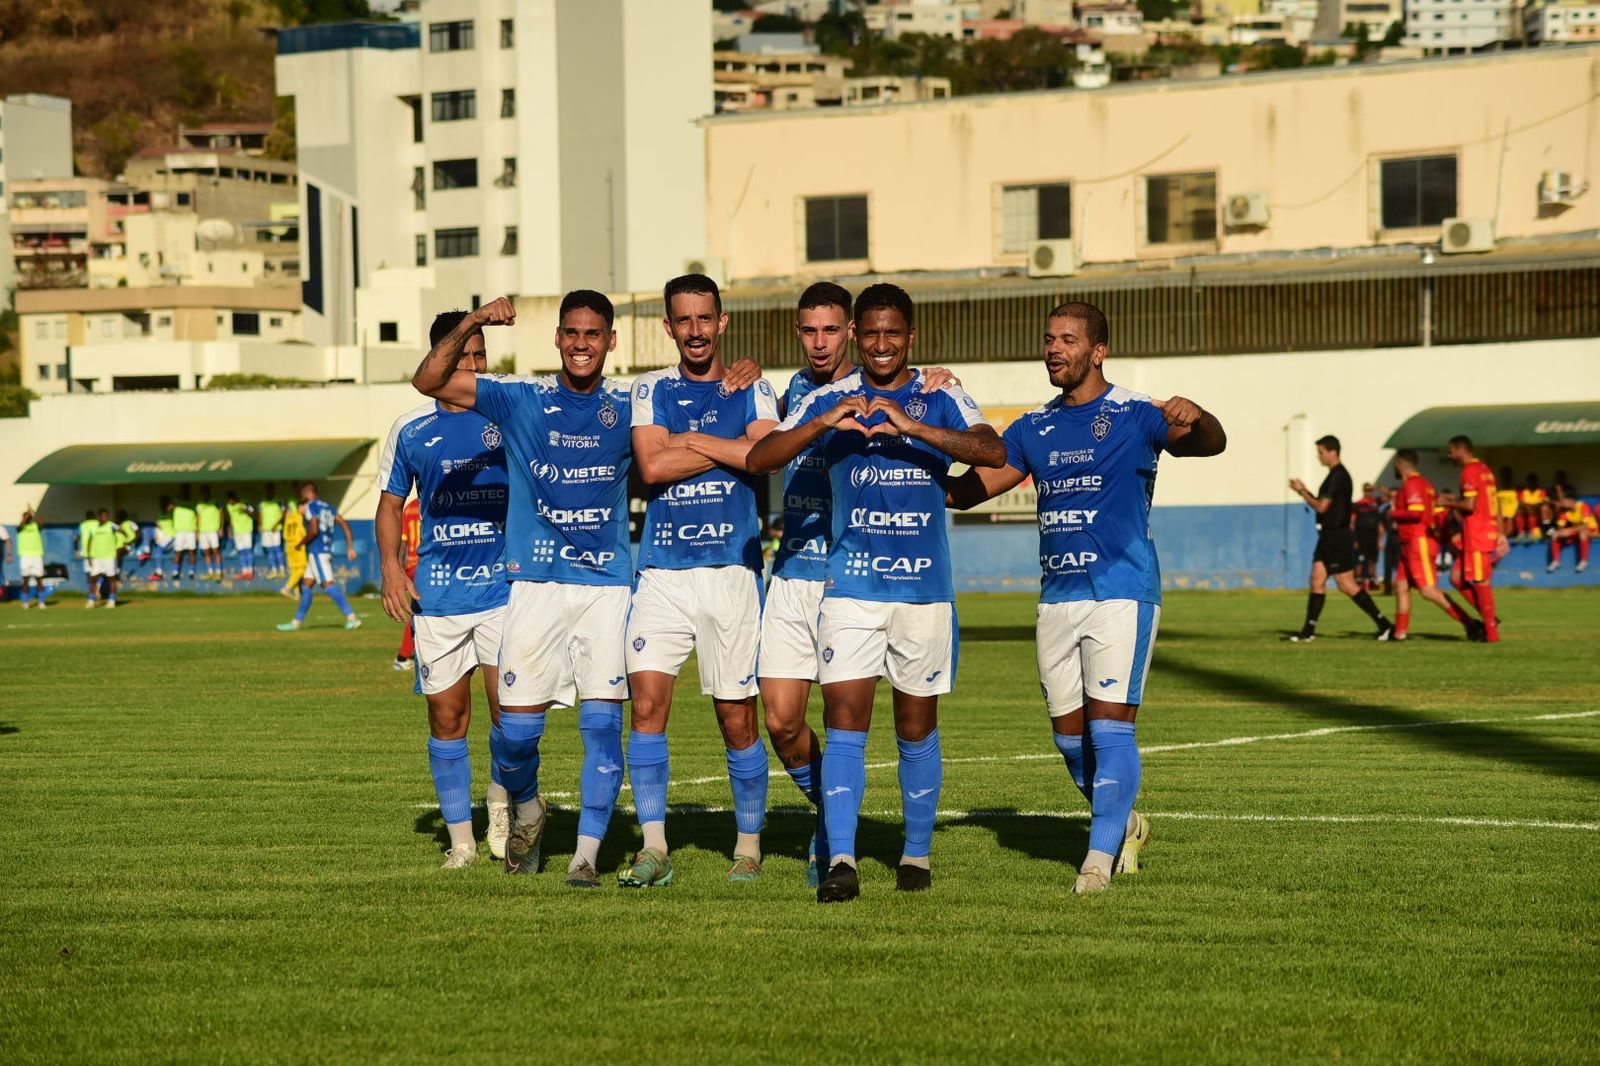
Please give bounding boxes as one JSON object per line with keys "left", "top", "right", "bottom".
{"left": 702, "top": 47, "right": 1600, "bottom": 282}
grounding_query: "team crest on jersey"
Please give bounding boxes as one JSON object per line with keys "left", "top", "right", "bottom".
{"left": 905, "top": 398, "right": 928, "bottom": 422}
{"left": 503, "top": 671, "right": 516, "bottom": 687}
{"left": 822, "top": 646, "right": 834, "bottom": 664}
{"left": 598, "top": 403, "right": 619, "bottom": 429}
{"left": 717, "top": 382, "right": 732, "bottom": 399}
{"left": 632, "top": 636, "right": 646, "bottom": 652}
{"left": 481, "top": 424, "right": 502, "bottom": 450}
{"left": 1091, "top": 414, "right": 1112, "bottom": 441}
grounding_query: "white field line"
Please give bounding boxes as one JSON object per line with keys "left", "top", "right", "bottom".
{"left": 412, "top": 709, "right": 1599, "bottom": 821}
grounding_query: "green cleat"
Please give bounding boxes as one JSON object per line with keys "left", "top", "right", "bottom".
{"left": 1115, "top": 811, "right": 1151, "bottom": 875}
{"left": 275, "top": 620, "right": 301, "bottom": 632}
{"left": 503, "top": 795, "right": 548, "bottom": 876}
{"left": 726, "top": 854, "right": 762, "bottom": 882}
{"left": 565, "top": 860, "right": 602, "bottom": 889}
{"left": 618, "top": 847, "right": 674, "bottom": 888}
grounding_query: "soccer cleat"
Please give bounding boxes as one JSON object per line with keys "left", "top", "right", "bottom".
{"left": 1073, "top": 868, "right": 1110, "bottom": 895}
{"left": 485, "top": 797, "right": 511, "bottom": 861}
{"left": 85, "top": 600, "right": 97, "bottom": 609}
{"left": 727, "top": 855, "right": 762, "bottom": 882}
{"left": 504, "top": 795, "right": 548, "bottom": 875}
{"left": 806, "top": 830, "right": 821, "bottom": 889}
{"left": 1466, "top": 619, "right": 1487, "bottom": 643}
{"left": 277, "top": 587, "right": 295, "bottom": 599}
{"left": 104, "top": 601, "right": 116, "bottom": 610}
{"left": 1376, "top": 624, "right": 1395, "bottom": 642}
{"left": 392, "top": 658, "right": 413, "bottom": 671}
{"left": 618, "top": 848, "right": 674, "bottom": 888}
{"left": 1287, "top": 630, "right": 1315, "bottom": 643}
{"left": 440, "top": 846, "right": 477, "bottom": 870}
{"left": 344, "top": 616, "right": 362, "bottom": 631}
{"left": 895, "top": 863, "right": 932, "bottom": 892}
{"left": 1578, "top": 561, "right": 1589, "bottom": 574}
{"left": 565, "top": 860, "right": 602, "bottom": 889}
{"left": 1115, "top": 811, "right": 1151, "bottom": 874}
{"left": 1547, "top": 561, "right": 1559, "bottom": 573}
{"left": 816, "top": 861, "right": 860, "bottom": 903}
{"left": 276, "top": 620, "right": 301, "bottom": 631}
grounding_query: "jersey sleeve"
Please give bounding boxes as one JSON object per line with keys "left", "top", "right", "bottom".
{"left": 376, "top": 414, "right": 415, "bottom": 498}
{"left": 940, "top": 385, "right": 989, "bottom": 428}
{"left": 472, "top": 375, "right": 519, "bottom": 426}
{"left": 1001, "top": 419, "right": 1031, "bottom": 475}
{"left": 631, "top": 374, "right": 660, "bottom": 428}
{"left": 780, "top": 385, "right": 834, "bottom": 431}
{"left": 749, "top": 377, "right": 779, "bottom": 426}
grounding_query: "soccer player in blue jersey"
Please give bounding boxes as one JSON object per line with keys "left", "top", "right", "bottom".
{"left": 748, "top": 283, "right": 1006, "bottom": 902}
{"left": 623, "top": 273, "right": 781, "bottom": 887}
{"left": 761, "top": 280, "right": 963, "bottom": 886}
{"left": 948, "top": 301, "right": 1226, "bottom": 895}
{"left": 276, "top": 481, "right": 361, "bottom": 631}
{"left": 378, "top": 311, "right": 511, "bottom": 869}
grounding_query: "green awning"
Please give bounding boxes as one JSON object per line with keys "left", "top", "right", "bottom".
{"left": 1384, "top": 402, "right": 1600, "bottom": 449}
{"left": 17, "top": 439, "right": 374, "bottom": 486}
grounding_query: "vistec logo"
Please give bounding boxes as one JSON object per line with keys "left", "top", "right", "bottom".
{"left": 532, "top": 461, "right": 560, "bottom": 483}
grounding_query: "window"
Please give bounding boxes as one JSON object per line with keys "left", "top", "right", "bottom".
{"left": 501, "top": 88, "right": 516, "bottom": 118}
{"left": 157, "top": 315, "right": 172, "bottom": 327}
{"left": 497, "top": 157, "right": 518, "bottom": 188}
{"left": 433, "top": 158, "right": 478, "bottom": 190}
{"left": 431, "top": 90, "right": 476, "bottom": 122}
{"left": 1145, "top": 171, "right": 1217, "bottom": 244}
{"left": 54, "top": 321, "right": 67, "bottom": 338}
{"left": 269, "top": 316, "right": 283, "bottom": 328}
{"left": 500, "top": 18, "right": 514, "bottom": 47}
{"left": 435, "top": 228, "right": 479, "bottom": 259}
{"left": 1000, "top": 183, "right": 1071, "bottom": 254}
{"left": 404, "top": 96, "right": 423, "bottom": 143}
{"left": 428, "top": 19, "right": 474, "bottom": 52}
{"left": 232, "top": 312, "right": 261, "bottom": 336}
{"left": 804, "top": 195, "right": 869, "bottom": 261}
{"left": 177, "top": 192, "right": 191, "bottom": 206}
{"left": 1380, "top": 154, "right": 1457, "bottom": 229}
{"left": 379, "top": 321, "right": 399, "bottom": 343}
{"left": 35, "top": 321, "right": 48, "bottom": 339}
{"left": 413, "top": 166, "right": 425, "bottom": 209}
{"left": 101, "top": 319, "right": 114, "bottom": 338}
{"left": 37, "top": 364, "right": 50, "bottom": 380}
{"left": 501, "top": 225, "right": 518, "bottom": 256}
{"left": 415, "top": 234, "right": 427, "bottom": 266}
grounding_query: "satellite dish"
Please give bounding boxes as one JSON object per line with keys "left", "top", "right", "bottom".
{"left": 197, "top": 218, "right": 236, "bottom": 243}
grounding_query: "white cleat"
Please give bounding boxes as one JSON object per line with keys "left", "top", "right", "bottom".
{"left": 440, "top": 846, "right": 477, "bottom": 870}
{"left": 486, "top": 796, "right": 511, "bottom": 861}
{"left": 1115, "top": 811, "right": 1151, "bottom": 875}
{"left": 344, "top": 616, "right": 362, "bottom": 630}
{"left": 1073, "top": 867, "right": 1110, "bottom": 895}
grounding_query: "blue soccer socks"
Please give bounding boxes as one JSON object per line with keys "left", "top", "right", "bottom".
{"left": 426, "top": 736, "right": 473, "bottom": 827}
{"left": 896, "top": 730, "right": 942, "bottom": 861}
{"left": 627, "top": 730, "right": 671, "bottom": 844}
{"left": 726, "top": 739, "right": 770, "bottom": 837}
{"left": 578, "top": 701, "right": 625, "bottom": 842}
{"left": 496, "top": 711, "right": 546, "bottom": 806}
{"left": 294, "top": 584, "right": 314, "bottom": 623}
{"left": 1053, "top": 728, "right": 1095, "bottom": 805}
{"left": 783, "top": 750, "right": 829, "bottom": 864}
{"left": 324, "top": 582, "right": 356, "bottom": 618}
{"left": 1087, "top": 719, "right": 1141, "bottom": 861}
{"left": 821, "top": 728, "right": 868, "bottom": 865}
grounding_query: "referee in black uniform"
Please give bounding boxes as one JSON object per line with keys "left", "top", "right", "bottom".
{"left": 1288, "top": 435, "right": 1393, "bottom": 642}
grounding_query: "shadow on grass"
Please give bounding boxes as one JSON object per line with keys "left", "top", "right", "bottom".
{"left": 0, "top": 724, "right": 17, "bottom": 735}
{"left": 939, "top": 809, "right": 1086, "bottom": 869}
{"left": 1160, "top": 655, "right": 1600, "bottom": 785}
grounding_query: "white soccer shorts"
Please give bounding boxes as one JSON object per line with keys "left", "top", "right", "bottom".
{"left": 20, "top": 556, "right": 44, "bottom": 578}
{"left": 259, "top": 530, "right": 281, "bottom": 549}
{"left": 234, "top": 533, "right": 254, "bottom": 550}
{"left": 759, "top": 575, "right": 826, "bottom": 681}
{"left": 414, "top": 604, "right": 506, "bottom": 695}
{"left": 88, "top": 558, "right": 117, "bottom": 578}
{"left": 305, "top": 552, "right": 336, "bottom": 583}
{"left": 197, "top": 532, "right": 220, "bottom": 550}
{"left": 173, "top": 531, "right": 197, "bottom": 552}
{"left": 817, "top": 597, "right": 956, "bottom": 697}
{"left": 625, "top": 566, "right": 762, "bottom": 700}
{"left": 498, "top": 581, "right": 630, "bottom": 708}
{"left": 1036, "top": 598, "right": 1162, "bottom": 716}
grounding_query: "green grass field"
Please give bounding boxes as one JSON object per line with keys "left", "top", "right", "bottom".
{"left": 1, "top": 589, "right": 1596, "bottom": 1063}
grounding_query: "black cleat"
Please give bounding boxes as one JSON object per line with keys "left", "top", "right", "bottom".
{"left": 1466, "top": 619, "right": 1488, "bottom": 643}
{"left": 1376, "top": 624, "right": 1396, "bottom": 642}
{"left": 817, "top": 862, "right": 860, "bottom": 903}
{"left": 895, "top": 863, "right": 932, "bottom": 892}
{"left": 1288, "top": 629, "right": 1316, "bottom": 643}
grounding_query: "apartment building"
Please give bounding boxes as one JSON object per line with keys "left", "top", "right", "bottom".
{"left": 1525, "top": 0, "right": 1600, "bottom": 42}
{"left": 0, "top": 95, "right": 75, "bottom": 296}
{"left": 1403, "top": 0, "right": 1515, "bottom": 50}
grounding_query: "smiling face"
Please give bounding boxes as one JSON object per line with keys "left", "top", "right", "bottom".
{"left": 664, "top": 291, "right": 727, "bottom": 375}
{"left": 795, "top": 304, "right": 853, "bottom": 381}
{"left": 554, "top": 307, "right": 615, "bottom": 391}
{"left": 855, "top": 307, "right": 914, "bottom": 387}
{"left": 1043, "top": 314, "right": 1105, "bottom": 395}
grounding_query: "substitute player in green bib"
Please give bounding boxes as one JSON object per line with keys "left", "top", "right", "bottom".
{"left": 225, "top": 491, "right": 256, "bottom": 579}
{"left": 196, "top": 488, "right": 223, "bottom": 581}
{"left": 87, "top": 509, "right": 120, "bottom": 608}
{"left": 16, "top": 509, "right": 48, "bottom": 608}
{"left": 258, "top": 487, "right": 285, "bottom": 579}
{"left": 171, "top": 493, "right": 198, "bottom": 584}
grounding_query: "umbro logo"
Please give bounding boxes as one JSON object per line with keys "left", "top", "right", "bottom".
{"left": 423, "top": 436, "right": 443, "bottom": 447}
{"left": 825, "top": 785, "right": 851, "bottom": 797}
{"left": 1098, "top": 678, "right": 1118, "bottom": 688}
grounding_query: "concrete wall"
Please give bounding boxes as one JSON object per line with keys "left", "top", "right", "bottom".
{"left": 703, "top": 46, "right": 1600, "bottom": 281}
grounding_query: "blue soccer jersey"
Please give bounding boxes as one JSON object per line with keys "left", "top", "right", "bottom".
{"left": 771, "top": 368, "right": 843, "bottom": 581}
{"left": 1000, "top": 383, "right": 1169, "bottom": 606}
{"left": 472, "top": 374, "right": 633, "bottom": 587}
{"left": 303, "top": 496, "right": 338, "bottom": 554}
{"left": 376, "top": 400, "right": 511, "bottom": 616}
{"left": 632, "top": 366, "right": 779, "bottom": 572}
{"left": 785, "top": 371, "right": 989, "bottom": 604}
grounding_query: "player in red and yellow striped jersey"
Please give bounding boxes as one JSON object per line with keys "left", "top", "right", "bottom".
{"left": 392, "top": 496, "right": 423, "bottom": 669}
{"left": 1390, "top": 451, "right": 1480, "bottom": 641}
{"left": 1547, "top": 496, "right": 1592, "bottom": 574}
{"left": 1442, "top": 435, "right": 1500, "bottom": 642}
{"left": 1516, "top": 475, "right": 1548, "bottom": 542}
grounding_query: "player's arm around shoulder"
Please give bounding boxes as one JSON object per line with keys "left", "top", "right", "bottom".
{"left": 1155, "top": 395, "right": 1227, "bottom": 458}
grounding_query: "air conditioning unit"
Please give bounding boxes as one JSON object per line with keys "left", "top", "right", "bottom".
{"left": 1538, "top": 169, "right": 1575, "bottom": 207}
{"left": 682, "top": 256, "right": 725, "bottom": 282}
{"left": 1440, "top": 217, "right": 1494, "bottom": 254}
{"left": 1027, "top": 239, "right": 1077, "bottom": 278}
{"left": 1224, "top": 192, "right": 1270, "bottom": 228}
